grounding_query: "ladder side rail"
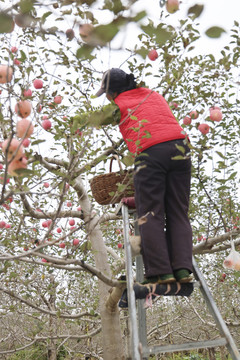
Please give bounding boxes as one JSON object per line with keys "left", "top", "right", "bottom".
{"left": 136, "top": 255, "right": 148, "bottom": 355}
{"left": 122, "top": 204, "right": 141, "bottom": 360}
{"left": 134, "top": 212, "right": 148, "bottom": 355}
{"left": 192, "top": 257, "right": 240, "bottom": 360}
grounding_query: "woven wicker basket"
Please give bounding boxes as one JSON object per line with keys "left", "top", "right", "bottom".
{"left": 90, "top": 156, "right": 134, "bottom": 205}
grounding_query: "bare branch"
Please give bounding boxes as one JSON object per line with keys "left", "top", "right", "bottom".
{"left": 0, "top": 328, "right": 102, "bottom": 355}
{"left": 193, "top": 228, "right": 240, "bottom": 254}
{"left": 0, "top": 285, "right": 99, "bottom": 319}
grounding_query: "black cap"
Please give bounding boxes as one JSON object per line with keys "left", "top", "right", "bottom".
{"left": 95, "top": 68, "right": 136, "bottom": 97}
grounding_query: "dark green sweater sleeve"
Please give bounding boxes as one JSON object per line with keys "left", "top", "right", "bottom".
{"left": 72, "top": 103, "right": 121, "bottom": 130}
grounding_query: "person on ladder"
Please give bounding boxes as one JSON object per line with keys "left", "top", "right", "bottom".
{"left": 84, "top": 68, "right": 193, "bottom": 284}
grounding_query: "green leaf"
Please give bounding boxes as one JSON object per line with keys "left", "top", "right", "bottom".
{"left": 31, "top": 139, "right": 46, "bottom": 145}
{"left": 76, "top": 45, "right": 95, "bottom": 60}
{"left": 130, "top": 115, "right": 137, "bottom": 120}
{"left": 175, "top": 144, "right": 186, "bottom": 154}
{"left": 135, "top": 46, "right": 149, "bottom": 59}
{"left": 187, "top": 4, "right": 204, "bottom": 18}
{"left": 19, "top": 0, "right": 34, "bottom": 13}
{"left": 171, "top": 155, "right": 185, "bottom": 160}
{"left": 121, "top": 154, "right": 134, "bottom": 167}
{"left": 132, "top": 10, "right": 147, "bottom": 22}
{"left": 94, "top": 23, "right": 119, "bottom": 44}
{"left": 141, "top": 24, "right": 172, "bottom": 45}
{"left": 205, "top": 26, "right": 226, "bottom": 38}
{"left": 19, "top": 50, "right": 27, "bottom": 62}
{"left": 0, "top": 13, "right": 14, "bottom": 33}
{"left": 13, "top": 168, "right": 35, "bottom": 177}
{"left": 41, "top": 11, "right": 52, "bottom": 24}
{"left": 155, "top": 25, "right": 173, "bottom": 45}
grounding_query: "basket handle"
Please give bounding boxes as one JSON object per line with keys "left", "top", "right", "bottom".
{"left": 109, "top": 155, "right": 123, "bottom": 173}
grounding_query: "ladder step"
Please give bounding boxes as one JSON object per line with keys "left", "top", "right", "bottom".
{"left": 142, "top": 338, "right": 228, "bottom": 356}
{"left": 119, "top": 282, "right": 195, "bottom": 308}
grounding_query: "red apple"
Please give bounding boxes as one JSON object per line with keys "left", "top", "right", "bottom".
{"left": 66, "top": 28, "right": 75, "bottom": 40}
{"left": 75, "top": 129, "right": 83, "bottom": 136}
{"left": 23, "top": 89, "right": 32, "bottom": 97}
{"left": 42, "top": 221, "right": 48, "bottom": 228}
{"left": 7, "top": 157, "right": 28, "bottom": 176}
{"left": 77, "top": 206, "right": 82, "bottom": 211}
{"left": 169, "top": 101, "right": 178, "bottom": 109}
{"left": 16, "top": 118, "right": 34, "bottom": 138}
{"left": 43, "top": 182, "right": 49, "bottom": 188}
{"left": 15, "top": 13, "right": 32, "bottom": 28}
{"left": 0, "top": 221, "right": 6, "bottom": 228}
{"left": 148, "top": 49, "right": 158, "bottom": 61}
{"left": 117, "top": 243, "right": 123, "bottom": 249}
{"left": 0, "top": 177, "right": 10, "bottom": 184}
{"left": 0, "top": 65, "right": 13, "bottom": 84}
{"left": 183, "top": 116, "right": 192, "bottom": 125}
{"left": 11, "top": 46, "right": 18, "bottom": 53}
{"left": 3, "top": 204, "right": 10, "bottom": 210}
{"left": 54, "top": 95, "right": 62, "bottom": 104}
{"left": 79, "top": 23, "right": 94, "bottom": 43}
{"left": 69, "top": 219, "right": 75, "bottom": 226}
{"left": 210, "top": 108, "right": 222, "bottom": 122}
{"left": 198, "top": 123, "right": 210, "bottom": 135}
{"left": 67, "top": 201, "right": 72, "bottom": 207}
{"left": 73, "top": 238, "right": 79, "bottom": 246}
{"left": 42, "top": 119, "right": 52, "bottom": 130}
{"left": 59, "top": 242, "right": 65, "bottom": 248}
{"left": 2, "top": 138, "right": 24, "bottom": 160}
{"left": 56, "top": 227, "right": 62, "bottom": 233}
{"left": 33, "top": 79, "right": 43, "bottom": 89}
{"left": 15, "top": 100, "right": 32, "bottom": 118}
{"left": 190, "top": 110, "right": 198, "bottom": 119}
{"left": 166, "top": 0, "right": 179, "bottom": 13}
{"left": 22, "top": 138, "right": 30, "bottom": 147}
{"left": 13, "top": 58, "right": 21, "bottom": 66}
{"left": 41, "top": 258, "right": 48, "bottom": 263}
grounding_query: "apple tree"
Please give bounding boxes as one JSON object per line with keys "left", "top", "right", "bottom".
{"left": 0, "top": 0, "right": 239, "bottom": 359}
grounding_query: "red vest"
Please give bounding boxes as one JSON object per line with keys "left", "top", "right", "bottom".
{"left": 114, "top": 87, "right": 186, "bottom": 154}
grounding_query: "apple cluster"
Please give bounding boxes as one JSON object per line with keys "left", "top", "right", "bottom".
{"left": 0, "top": 59, "right": 63, "bottom": 177}
{"left": 182, "top": 106, "right": 223, "bottom": 135}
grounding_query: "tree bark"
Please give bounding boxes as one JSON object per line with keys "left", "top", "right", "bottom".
{"left": 48, "top": 276, "right": 58, "bottom": 360}
{"left": 74, "top": 176, "right": 125, "bottom": 360}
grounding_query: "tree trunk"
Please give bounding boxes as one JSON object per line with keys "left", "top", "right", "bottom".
{"left": 74, "top": 177, "right": 125, "bottom": 360}
{"left": 48, "top": 276, "right": 58, "bottom": 360}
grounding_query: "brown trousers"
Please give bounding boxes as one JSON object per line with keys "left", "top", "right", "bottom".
{"left": 134, "top": 139, "right": 192, "bottom": 277}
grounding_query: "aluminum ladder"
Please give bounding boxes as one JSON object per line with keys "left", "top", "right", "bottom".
{"left": 119, "top": 201, "right": 240, "bottom": 360}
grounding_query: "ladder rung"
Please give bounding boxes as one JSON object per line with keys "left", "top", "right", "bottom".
{"left": 143, "top": 338, "right": 228, "bottom": 356}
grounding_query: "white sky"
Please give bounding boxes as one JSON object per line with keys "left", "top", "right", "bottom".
{"left": 92, "top": 0, "right": 240, "bottom": 70}
{"left": 133, "top": 0, "right": 240, "bottom": 54}
{"left": 89, "top": 0, "right": 240, "bottom": 97}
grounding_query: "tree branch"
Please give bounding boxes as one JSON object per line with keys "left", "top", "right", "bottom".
{"left": 193, "top": 228, "right": 240, "bottom": 254}
{"left": 0, "top": 286, "right": 100, "bottom": 319}
{"left": 0, "top": 328, "right": 102, "bottom": 355}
